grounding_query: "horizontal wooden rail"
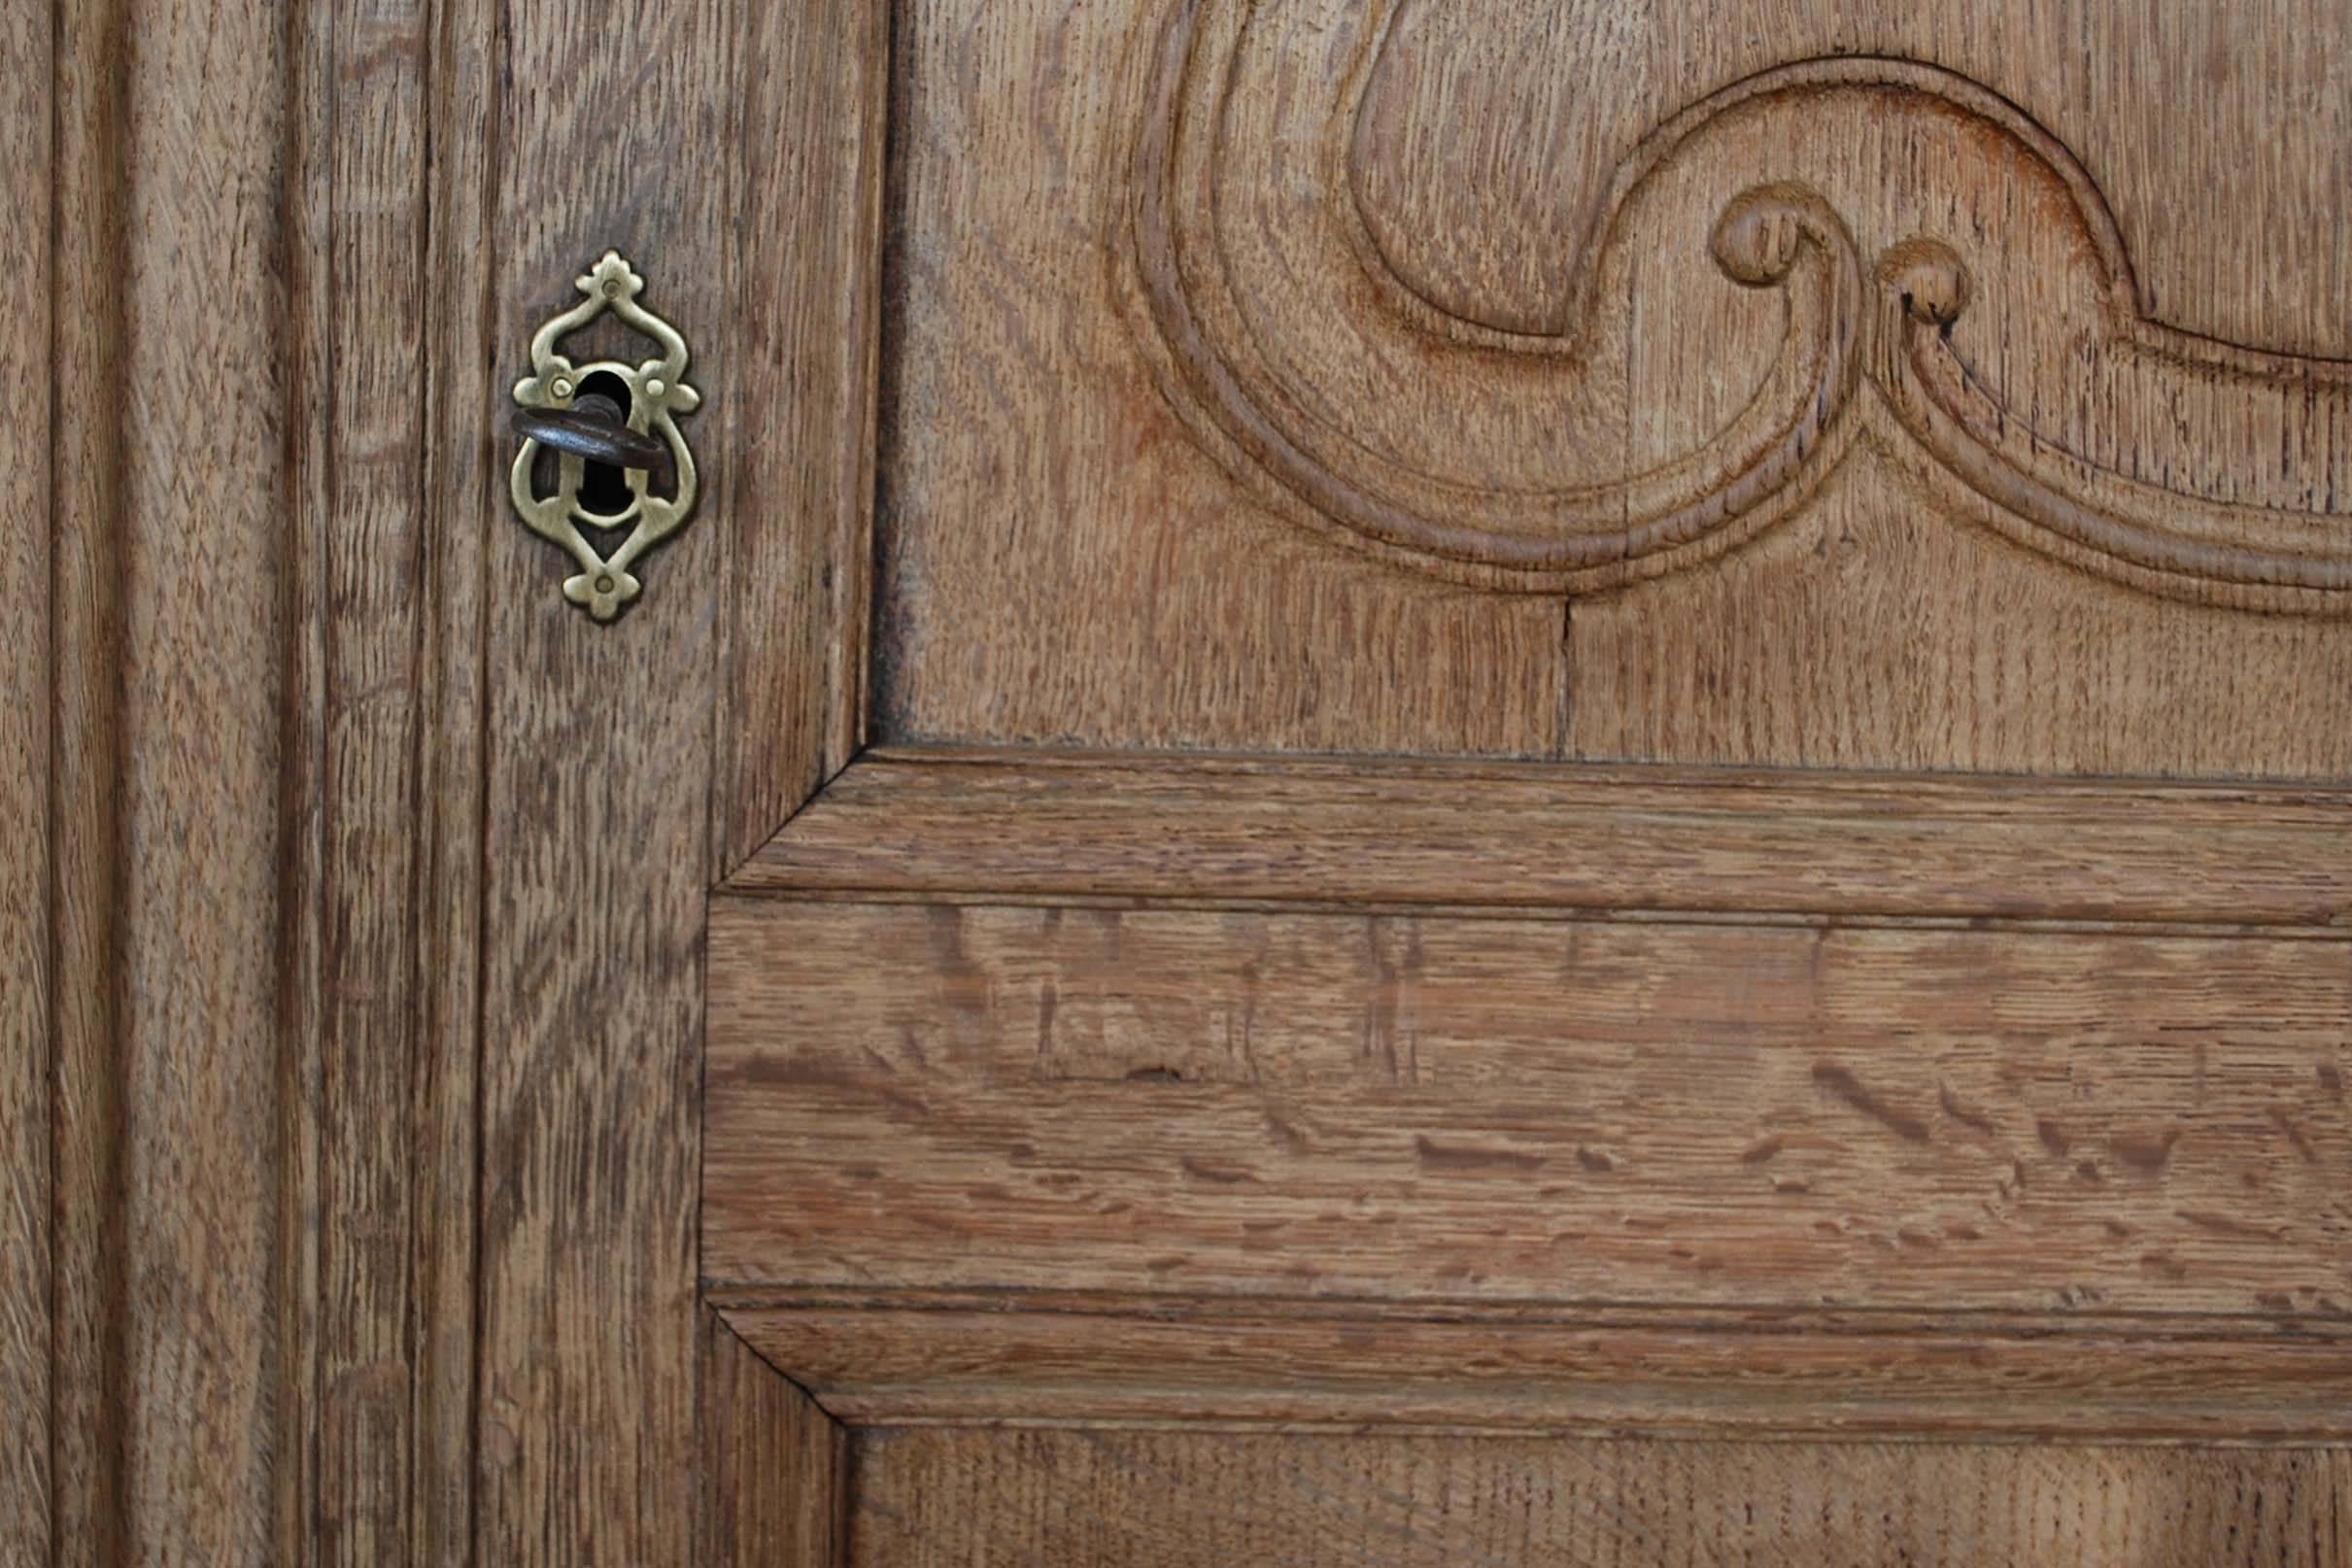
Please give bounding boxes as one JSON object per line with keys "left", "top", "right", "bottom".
{"left": 727, "top": 746, "right": 2352, "bottom": 929}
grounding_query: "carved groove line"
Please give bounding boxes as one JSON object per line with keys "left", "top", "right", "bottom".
{"left": 1125, "top": 0, "right": 2352, "bottom": 611}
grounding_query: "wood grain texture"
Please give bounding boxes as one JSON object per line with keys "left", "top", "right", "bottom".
{"left": 702, "top": 1314, "right": 849, "bottom": 1568}
{"left": 286, "top": 0, "right": 493, "bottom": 1558}
{"left": 849, "top": 1428, "right": 2352, "bottom": 1568}
{"left": 728, "top": 749, "right": 2352, "bottom": 928}
{"left": 714, "top": 0, "right": 885, "bottom": 874}
{"left": 1133, "top": 10, "right": 2352, "bottom": 604}
{"left": 726, "top": 1295, "right": 2352, "bottom": 1441}
{"left": 40, "top": 0, "right": 2347, "bottom": 1552}
{"left": 1569, "top": 455, "right": 2352, "bottom": 780}
{"left": 863, "top": 0, "right": 2352, "bottom": 776}
{"left": 1, "top": 0, "right": 51, "bottom": 1551}
{"left": 470, "top": 0, "right": 733, "bottom": 1557}
{"left": 50, "top": 0, "right": 302, "bottom": 1556}
{"left": 1538, "top": 18, "right": 2352, "bottom": 779}
{"left": 1345, "top": 0, "right": 2352, "bottom": 360}
{"left": 870, "top": 0, "right": 1568, "bottom": 759}
{"left": 708, "top": 899, "right": 2352, "bottom": 1320}
{"left": 407, "top": 0, "right": 500, "bottom": 1559}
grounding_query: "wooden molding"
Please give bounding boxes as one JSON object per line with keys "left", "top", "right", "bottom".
{"left": 4, "top": 0, "right": 51, "bottom": 1550}
{"left": 1125, "top": 0, "right": 2352, "bottom": 608}
{"left": 702, "top": 1312, "right": 850, "bottom": 1567}
{"left": 716, "top": 1291, "right": 2352, "bottom": 1442}
{"left": 725, "top": 746, "right": 2352, "bottom": 928}
{"left": 712, "top": 0, "right": 887, "bottom": 880}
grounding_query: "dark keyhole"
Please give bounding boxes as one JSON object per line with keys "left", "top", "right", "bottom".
{"left": 575, "top": 370, "right": 638, "bottom": 518}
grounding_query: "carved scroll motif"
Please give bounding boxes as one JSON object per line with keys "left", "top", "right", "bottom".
{"left": 1124, "top": 0, "right": 2352, "bottom": 611}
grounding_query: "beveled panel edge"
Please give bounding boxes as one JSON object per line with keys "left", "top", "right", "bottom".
{"left": 710, "top": 1289, "right": 2352, "bottom": 1442}
{"left": 712, "top": 0, "right": 889, "bottom": 882}
{"left": 721, "top": 745, "right": 2352, "bottom": 930}
{"left": 700, "top": 1307, "right": 852, "bottom": 1566}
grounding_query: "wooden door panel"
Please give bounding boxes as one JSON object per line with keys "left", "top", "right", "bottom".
{"left": 707, "top": 0, "right": 2352, "bottom": 1474}
{"left": 712, "top": 902, "right": 2351, "bottom": 1319}
{"left": 705, "top": 752, "right": 2352, "bottom": 1440}
{"left": 871, "top": 0, "right": 2352, "bottom": 771}
{"left": 32, "top": 0, "right": 2352, "bottom": 1553}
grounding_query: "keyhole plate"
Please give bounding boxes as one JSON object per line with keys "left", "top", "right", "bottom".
{"left": 507, "top": 251, "right": 702, "bottom": 622}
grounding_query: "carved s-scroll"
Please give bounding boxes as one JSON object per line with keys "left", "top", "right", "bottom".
{"left": 1123, "top": 0, "right": 2352, "bottom": 612}
{"left": 1881, "top": 245, "right": 2352, "bottom": 610}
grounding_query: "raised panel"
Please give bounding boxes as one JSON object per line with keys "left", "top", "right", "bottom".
{"left": 860, "top": 0, "right": 2352, "bottom": 778}
{"left": 709, "top": 899, "right": 2351, "bottom": 1319}
{"left": 703, "top": 750, "right": 2352, "bottom": 1434}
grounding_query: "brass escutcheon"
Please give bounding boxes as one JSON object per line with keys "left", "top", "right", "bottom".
{"left": 507, "top": 251, "right": 701, "bottom": 622}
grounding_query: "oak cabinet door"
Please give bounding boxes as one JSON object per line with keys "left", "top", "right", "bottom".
{"left": 21, "top": 0, "right": 2351, "bottom": 1562}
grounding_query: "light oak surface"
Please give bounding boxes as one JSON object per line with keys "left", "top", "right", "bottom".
{"left": 709, "top": 898, "right": 2349, "bottom": 1312}
{"left": 29, "top": 0, "right": 2352, "bottom": 1557}
{"left": 733, "top": 747, "right": 2352, "bottom": 926}
{"left": 722, "top": 0, "right": 2352, "bottom": 1541}
{"left": 703, "top": 1316, "right": 847, "bottom": 1568}
{"left": 3, "top": 0, "right": 51, "bottom": 1555}
{"left": 468, "top": 0, "right": 736, "bottom": 1555}
{"left": 850, "top": 1429, "right": 2352, "bottom": 1568}
{"left": 50, "top": 0, "right": 305, "bottom": 1558}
